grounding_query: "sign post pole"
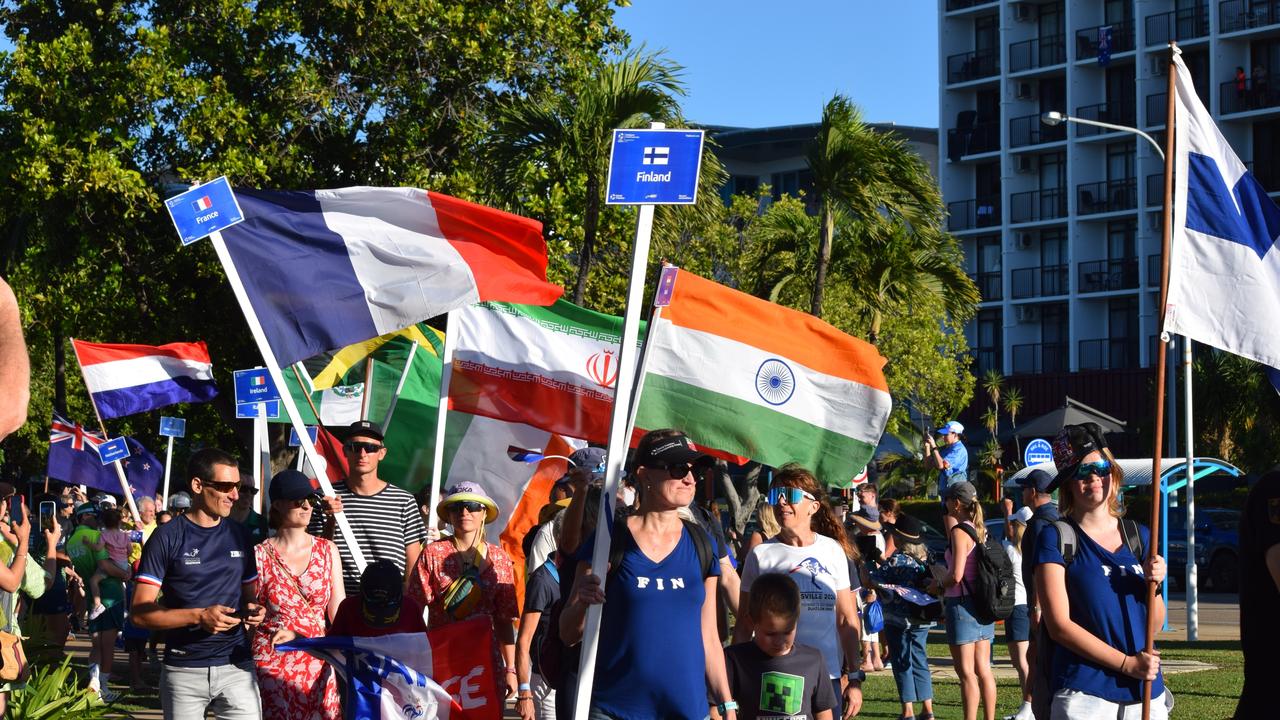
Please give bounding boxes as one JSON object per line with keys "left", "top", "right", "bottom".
{"left": 162, "top": 436, "right": 175, "bottom": 504}
{"left": 158, "top": 416, "right": 186, "bottom": 507}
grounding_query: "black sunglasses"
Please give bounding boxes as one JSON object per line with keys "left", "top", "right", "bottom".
{"left": 344, "top": 441, "right": 384, "bottom": 455}
{"left": 647, "top": 462, "right": 694, "bottom": 479}
{"left": 449, "top": 500, "right": 487, "bottom": 514}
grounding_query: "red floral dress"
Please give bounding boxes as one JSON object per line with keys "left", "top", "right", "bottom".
{"left": 406, "top": 539, "right": 518, "bottom": 678}
{"left": 253, "top": 538, "right": 341, "bottom": 720}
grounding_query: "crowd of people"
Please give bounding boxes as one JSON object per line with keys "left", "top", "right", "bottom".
{"left": 0, "top": 416, "right": 1186, "bottom": 720}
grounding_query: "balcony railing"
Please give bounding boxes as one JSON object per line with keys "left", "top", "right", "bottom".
{"left": 969, "top": 271, "right": 1003, "bottom": 300}
{"left": 1009, "top": 35, "right": 1067, "bottom": 72}
{"left": 1075, "top": 20, "right": 1135, "bottom": 60}
{"left": 1146, "top": 172, "right": 1165, "bottom": 207}
{"left": 1146, "top": 92, "right": 1168, "bottom": 127}
{"left": 1073, "top": 100, "right": 1137, "bottom": 137}
{"left": 1079, "top": 338, "right": 1140, "bottom": 370}
{"left": 1078, "top": 259, "right": 1139, "bottom": 293}
{"left": 1145, "top": 6, "right": 1209, "bottom": 46}
{"left": 948, "top": 197, "right": 1001, "bottom": 231}
{"left": 973, "top": 347, "right": 1002, "bottom": 376}
{"left": 1010, "top": 188, "right": 1068, "bottom": 223}
{"left": 1011, "top": 265, "right": 1069, "bottom": 298}
{"left": 946, "top": 0, "right": 998, "bottom": 11}
{"left": 1148, "top": 253, "right": 1161, "bottom": 287}
{"left": 1012, "top": 341, "right": 1069, "bottom": 374}
{"left": 1220, "top": 77, "right": 1280, "bottom": 114}
{"left": 1010, "top": 113, "right": 1067, "bottom": 148}
{"left": 1220, "top": 0, "right": 1280, "bottom": 33}
{"left": 1078, "top": 178, "right": 1137, "bottom": 215}
{"left": 947, "top": 49, "right": 1000, "bottom": 84}
{"left": 947, "top": 122, "right": 1000, "bottom": 159}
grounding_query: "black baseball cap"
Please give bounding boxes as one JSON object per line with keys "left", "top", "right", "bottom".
{"left": 269, "top": 470, "right": 319, "bottom": 503}
{"left": 344, "top": 420, "right": 385, "bottom": 443}
{"left": 633, "top": 431, "right": 706, "bottom": 469}
{"left": 360, "top": 559, "right": 404, "bottom": 625}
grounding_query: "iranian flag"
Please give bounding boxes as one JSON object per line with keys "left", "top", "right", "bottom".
{"left": 449, "top": 300, "right": 633, "bottom": 444}
{"left": 634, "top": 269, "right": 891, "bottom": 486}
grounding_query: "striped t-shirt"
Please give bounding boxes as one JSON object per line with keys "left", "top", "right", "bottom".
{"left": 308, "top": 480, "right": 427, "bottom": 596}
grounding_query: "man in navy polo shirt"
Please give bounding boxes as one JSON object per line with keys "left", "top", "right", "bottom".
{"left": 132, "top": 448, "right": 265, "bottom": 719}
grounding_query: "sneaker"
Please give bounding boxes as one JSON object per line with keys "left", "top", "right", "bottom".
{"left": 88, "top": 603, "right": 106, "bottom": 621}
{"left": 98, "top": 687, "right": 120, "bottom": 703}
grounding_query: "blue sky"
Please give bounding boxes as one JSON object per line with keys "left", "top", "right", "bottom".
{"left": 615, "top": 1, "right": 940, "bottom": 130}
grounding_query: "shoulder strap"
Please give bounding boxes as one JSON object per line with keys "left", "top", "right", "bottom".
{"left": 1119, "top": 519, "right": 1144, "bottom": 560}
{"left": 1053, "top": 520, "right": 1077, "bottom": 566}
{"left": 681, "top": 518, "right": 716, "bottom": 580}
{"left": 606, "top": 516, "right": 630, "bottom": 581}
{"left": 953, "top": 522, "right": 980, "bottom": 545}
{"left": 543, "top": 558, "right": 560, "bottom": 585}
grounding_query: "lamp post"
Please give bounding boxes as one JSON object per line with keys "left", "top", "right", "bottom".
{"left": 1039, "top": 109, "right": 1198, "bottom": 642}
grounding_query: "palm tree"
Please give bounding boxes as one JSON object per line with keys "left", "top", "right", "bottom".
{"left": 807, "top": 94, "right": 947, "bottom": 318}
{"left": 1003, "top": 386, "right": 1024, "bottom": 462}
{"left": 982, "top": 369, "right": 1004, "bottom": 410}
{"left": 486, "top": 49, "right": 684, "bottom": 304}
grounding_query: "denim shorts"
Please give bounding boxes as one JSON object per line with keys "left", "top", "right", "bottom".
{"left": 944, "top": 595, "right": 995, "bottom": 645}
{"left": 1005, "top": 603, "right": 1031, "bottom": 643}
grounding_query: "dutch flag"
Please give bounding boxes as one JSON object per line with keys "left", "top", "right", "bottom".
{"left": 192, "top": 196, "right": 213, "bottom": 212}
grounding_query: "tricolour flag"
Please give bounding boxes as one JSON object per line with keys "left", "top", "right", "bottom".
{"left": 633, "top": 269, "right": 891, "bottom": 486}
{"left": 47, "top": 412, "right": 164, "bottom": 499}
{"left": 71, "top": 340, "right": 218, "bottom": 420}
{"left": 220, "top": 187, "right": 562, "bottom": 367}
{"left": 1164, "top": 53, "right": 1280, "bottom": 377}
{"left": 449, "top": 300, "right": 633, "bottom": 444}
{"left": 193, "top": 195, "right": 212, "bottom": 211}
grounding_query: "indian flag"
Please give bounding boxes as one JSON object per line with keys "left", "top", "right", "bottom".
{"left": 634, "top": 269, "right": 891, "bottom": 486}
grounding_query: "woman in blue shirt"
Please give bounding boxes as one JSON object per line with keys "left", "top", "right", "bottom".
{"left": 1035, "top": 423, "right": 1169, "bottom": 719}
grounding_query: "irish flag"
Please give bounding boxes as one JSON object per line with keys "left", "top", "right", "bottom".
{"left": 634, "top": 269, "right": 891, "bottom": 486}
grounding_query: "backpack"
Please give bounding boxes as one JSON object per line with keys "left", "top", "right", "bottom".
{"left": 953, "top": 523, "right": 1017, "bottom": 624}
{"left": 537, "top": 517, "right": 717, "bottom": 690}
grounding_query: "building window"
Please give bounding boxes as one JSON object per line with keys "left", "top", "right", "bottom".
{"left": 975, "top": 309, "right": 1002, "bottom": 375}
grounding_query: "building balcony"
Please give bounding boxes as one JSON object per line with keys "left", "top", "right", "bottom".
{"left": 1009, "top": 35, "right": 1067, "bottom": 73}
{"left": 1146, "top": 172, "right": 1165, "bottom": 207}
{"left": 1012, "top": 341, "right": 1069, "bottom": 374}
{"left": 973, "top": 346, "right": 1002, "bottom": 376}
{"left": 969, "top": 271, "right": 1003, "bottom": 301}
{"left": 1010, "top": 113, "right": 1067, "bottom": 148}
{"left": 1078, "top": 259, "right": 1140, "bottom": 293}
{"left": 1010, "top": 188, "right": 1068, "bottom": 223}
{"left": 1146, "top": 92, "right": 1168, "bottom": 128}
{"left": 1011, "top": 265, "right": 1069, "bottom": 299}
{"left": 948, "top": 197, "right": 1001, "bottom": 232}
{"left": 1148, "top": 253, "right": 1161, "bottom": 287}
{"left": 1219, "top": 78, "right": 1280, "bottom": 114}
{"left": 1078, "top": 179, "right": 1137, "bottom": 215}
{"left": 1073, "top": 101, "right": 1137, "bottom": 138}
{"left": 1145, "top": 6, "right": 1209, "bottom": 46}
{"left": 1219, "top": 0, "right": 1280, "bottom": 33}
{"left": 947, "top": 122, "right": 1000, "bottom": 160}
{"left": 945, "top": 0, "right": 998, "bottom": 12}
{"left": 1079, "top": 338, "right": 1140, "bottom": 370}
{"left": 1075, "top": 20, "right": 1135, "bottom": 61}
{"left": 947, "top": 49, "right": 1000, "bottom": 84}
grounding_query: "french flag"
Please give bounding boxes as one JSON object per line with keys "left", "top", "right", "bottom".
{"left": 192, "top": 195, "right": 213, "bottom": 212}
{"left": 220, "top": 187, "right": 563, "bottom": 367}
{"left": 71, "top": 339, "right": 219, "bottom": 419}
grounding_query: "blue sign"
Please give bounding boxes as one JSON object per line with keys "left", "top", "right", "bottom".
{"left": 1024, "top": 438, "right": 1054, "bottom": 467}
{"left": 233, "top": 368, "right": 281, "bottom": 405}
{"left": 236, "top": 401, "right": 281, "bottom": 420}
{"left": 289, "top": 425, "right": 319, "bottom": 447}
{"left": 158, "top": 416, "right": 186, "bottom": 438}
{"left": 96, "top": 437, "right": 131, "bottom": 465}
{"left": 164, "top": 176, "right": 246, "bottom": 246}
{"left": 605, "top": 129, "right": 705, "bottom": 205}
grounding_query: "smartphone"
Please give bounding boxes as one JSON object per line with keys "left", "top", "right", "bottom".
{"left": 8, "top": 496, "right": 22, "bottom": 524}
{"left": 231, "top": 606, "right": 257, "bottom": 620}
{"left": 38, "top": 501, "right": 56, "bottom": 533}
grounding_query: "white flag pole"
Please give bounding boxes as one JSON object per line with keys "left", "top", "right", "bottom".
{"left": 162, "top": 435, "right": 175, "bottom": 506}
{"left": 208, "top": 231, "right": 368, "bottom": 570}
{"left": 573, "top": 123, "right": 666, "bottom": 720}
{"left": 380, "top": 340, "right": 420, "bottom": 433}
{"left": 252, "top": 402, "right": 264, "bottom": 500}
{"left": 1183, "top": 336, "right": 1197, "bottom": 641}
{"left": 69, "top": 339, "right": 143, "bottom": 527}
{"left": 427, "top": 313, "right": 459, "bottom": 530}
{"left": 257, "top": 402, "right": 271, "bottom": 516}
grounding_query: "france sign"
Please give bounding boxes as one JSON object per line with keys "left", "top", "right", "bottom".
{"left": 1024, "top": 438, "right": 1053, "bottom": 467}
{"left": 164, "top": 176, "right": 245, "bottom": 245}
{"left": 605, "top": 129, "right": 704, "bottom": 205}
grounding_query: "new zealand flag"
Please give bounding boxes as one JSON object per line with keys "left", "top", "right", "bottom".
{"left": 47, "top": 412, "right": 164, "bottom": 500}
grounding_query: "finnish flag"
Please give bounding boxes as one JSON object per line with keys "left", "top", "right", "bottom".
{"left": 642, "top": 146, "right": 670, "bottom": 165}
{"left": 1165, "top": 52, "right": 1280, "bottom": 379}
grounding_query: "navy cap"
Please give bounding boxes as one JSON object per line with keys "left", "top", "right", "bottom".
{"left": 557, "top": 447, "right": 607, "bottom": 485}
{"left": 344, "top": 420, "right": 385, "bottom": 442}
{"left": 1017, "top": 468, "right": 1055, "bottom": 494}
{"left": 269, "top": 470, "right": 318, "bottom": 503}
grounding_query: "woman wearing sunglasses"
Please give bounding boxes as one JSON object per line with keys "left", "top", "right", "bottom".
{"left": 252, "top": 470, "right": 345, "bottom": 719}
{"left": 407, "top": 481, "right": 519, "bottom": 704}
{"left": 1034, "top": 423, "right": 1169, "bottom": 719}
{"left": 735, "top": 465, "right": 864, "bottom": 720}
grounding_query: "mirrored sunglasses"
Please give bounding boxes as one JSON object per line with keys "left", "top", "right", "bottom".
{"left": 204, "top": 480, "right": 240, "bottom": 494}
{"left": 767, "top": 486, "right": 816, "bottom": 506}
{"left": 449, "top": 500, "right": 487, "bottom": 514}
{"left": 1074, "top": 460, "right": 1112, "bottom": 479}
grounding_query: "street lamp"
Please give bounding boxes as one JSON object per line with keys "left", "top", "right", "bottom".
{"left": 1040, "top": 111, "right": 1165, "bottom": 160}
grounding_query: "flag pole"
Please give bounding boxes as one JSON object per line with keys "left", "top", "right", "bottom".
{"left": 361, "top": 356, "right": 375, "bottom": 421}
{"left": 1183, "top": 334, "right": 1197, "bottom": 642}
{"left": 621, "top": 265, "right": 674, "bottom": 445}
{"left": 70, "top": 339, "right": 144, "bottom": 527}
{"left": 208, "top": 231, "right": 368, "bottom": 570}
{"left": 427, "top": 312, "right": 459, "bottom": 530}
{"left": 1145, "top": 41, "right": 1180, "bottom": 720}
{"left": 257, "top": 402, "right": 271, "bottom": 516}
{"left": 380, "top": 340, "right": 420, "bottom": 433}
{"left": 290, "top": 364, "right": 331, "bottom": 478}
{"left": 161, "top": 435, "right": 175, "bottom": 507}
{"left": 573, "top": 122, "right": 666, "bottom": 720}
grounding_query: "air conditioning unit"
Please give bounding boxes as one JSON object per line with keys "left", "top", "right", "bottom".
{"left": 1151, "top": 56, "right": 1167, "bottom": 77}
{"left": 1015, "top": 81, "right": 1037, "bottom": 100}
{"left": 1014, "top": 154, "right": 1035, "bottom": 173}
{"left": 1014, "top": 231, "right": 1035, "bottom": 249}
{"left": 1012, "top": 2, "right": 1033, "bottom": 21}
{"left": 1016, "top": 305, "right": 1040, "bottom": 323}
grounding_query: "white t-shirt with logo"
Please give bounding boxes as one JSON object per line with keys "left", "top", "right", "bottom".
{"left": 741, "top": 535, "right": 851, "bottom": 678}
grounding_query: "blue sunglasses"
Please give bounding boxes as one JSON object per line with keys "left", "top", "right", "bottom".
{"left": 767, "top": 487, "right": 816, "bottom": 506}
{"left": 1074, "top": 460, "right": 1112, "bottom": 479}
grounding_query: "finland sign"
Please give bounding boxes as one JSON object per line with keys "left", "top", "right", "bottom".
{"left": 164, "top": 176, "right": 245, "bottom": 245}
{"left": 1024, "top": 438, "right": 1053, "bottom": 467}
{"left": 605, "top": 129, "right": 705, "bottom": 205}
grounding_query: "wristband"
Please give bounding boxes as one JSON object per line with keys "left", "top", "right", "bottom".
{"left": 717, "top": 700, "right": 738, "bottom": 713}
{"left": 845, "top": 669, "right": 866, "bottom": 683}
{"left": 518, "top": 682, "right": 530, "bottom": 692}
{"left": 505, "top": 666, "right": 517, "bottom": 674}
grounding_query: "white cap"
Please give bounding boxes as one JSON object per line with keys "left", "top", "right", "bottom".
{"left": 1012, "top": 506, "right": 1033, "bottom": 524}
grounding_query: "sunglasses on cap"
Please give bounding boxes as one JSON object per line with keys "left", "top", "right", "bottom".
{"left": 449, "top": 501, "right": 487, "bottom": 514}
{"left": 1074, "top": 460, "right": 1112, "bottom": 479}
{"left": 344, "top": 441, "right": 384, "bottom": 455}
{"left": 767, "top": 487, "right": 816, "bottom": 506}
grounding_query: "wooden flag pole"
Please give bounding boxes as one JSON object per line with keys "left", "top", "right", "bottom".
{"left": 380, "top": 340, "right": 420, "bottom": 433}
{"left": 1144, "top": 41, "right": 1180, "bottom": 720}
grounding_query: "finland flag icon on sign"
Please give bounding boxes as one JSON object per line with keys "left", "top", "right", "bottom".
{"left": 643, "top": 147, "right": 670, "bottom": 165}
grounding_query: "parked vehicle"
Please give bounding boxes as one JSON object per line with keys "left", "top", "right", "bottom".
{"left": 1166, "top": 507, "right": 1240, "bottom": 592}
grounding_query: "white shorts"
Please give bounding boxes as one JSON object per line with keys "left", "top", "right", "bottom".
{"left": 1050, "top": 688, "right": 1172, "bottom": 720}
